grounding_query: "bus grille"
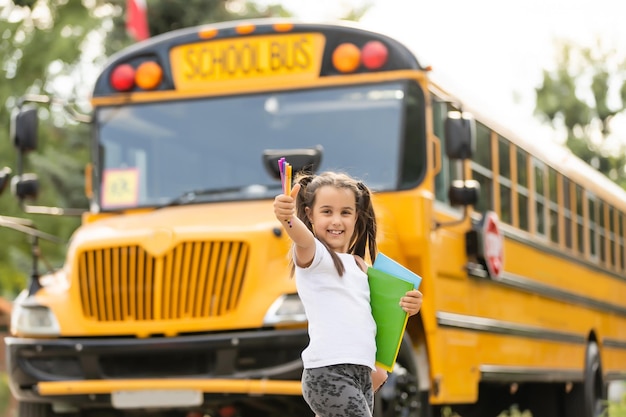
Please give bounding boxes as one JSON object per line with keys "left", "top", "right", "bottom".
{"left": 77, "top": 241, "right": 249, "bottom": 322}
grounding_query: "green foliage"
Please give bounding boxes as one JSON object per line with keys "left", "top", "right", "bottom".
{"left": 496, "top": 404, "right": 532, "bottom": 417}
{"left": 535, "top": 39, "right": 626, "bottom": 188}
{"left": 0, "top": 0, "right": 97, "bottom": 297}
{"left": 606, "top": 386, "right": 626, "bottom": 417}
{"left": 0, "top": 372, "right": 10, "bottom": 416}
{"left": 440, "top": 406, "right": 462, "bottom": 417}
{"left": 103, "top": 0, "right": 292, "bottom": 56}
{"left": 440, "top": 405, "right": 533, "bottom": 417}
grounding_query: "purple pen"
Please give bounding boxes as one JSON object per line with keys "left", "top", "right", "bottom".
{"left": 278, "top": 158, "right": 285, "bottom": 192}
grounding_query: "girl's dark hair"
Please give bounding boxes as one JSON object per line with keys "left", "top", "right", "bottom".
{"left": 291, "top": 171, "right": 377, "bottom": 276}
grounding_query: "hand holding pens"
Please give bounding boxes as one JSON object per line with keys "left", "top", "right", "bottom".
{"left": 278, "top": 157, "right": 292, "bottom": 195}
{"left": 278, "top": 158, "right": 293, "bottom": 227}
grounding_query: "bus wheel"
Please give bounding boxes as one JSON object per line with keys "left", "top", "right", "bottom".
{"left": 583, "top": 342, "right": 606, "bottom": 417}
{"left": 374, "top": 336, "right": 427, "bottom": 417}
{"left": 18, "top": 401, "right": 55, "bottom": 417}
{"left": 565, "top": 341, "right": 606, "bottom": 417}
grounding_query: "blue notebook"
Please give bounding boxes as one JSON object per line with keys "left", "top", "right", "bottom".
{"left": 373, "top": 253, "right": 422, "bottom": 289}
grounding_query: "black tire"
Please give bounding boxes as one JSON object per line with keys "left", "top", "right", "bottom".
{"left": 374, "top": 334, "right": 429, "bottom": 417}
{"left": 583, "top": 342, "right": 606, "bottom": 417}
{"left": 18, "top": 401, "right": 55, "bottom": 417}
{"left": 564, "top": 341, "right": 607, "bottom": 417}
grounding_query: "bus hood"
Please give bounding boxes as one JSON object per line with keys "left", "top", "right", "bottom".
{"left": 68, "top": 200, "right": 281, "bottom": 253}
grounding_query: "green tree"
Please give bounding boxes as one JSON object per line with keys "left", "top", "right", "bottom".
{"left": 0, "top": 372, "right": 11, "bottom": 416}
{"left": 103, "top": 0, "right": 290, "bottom": 56}
{"left": 0, "top": 0, "right": 98, "bottom": 297}
{"left": 535, "top": 39, "right": 626, "bottom": 188}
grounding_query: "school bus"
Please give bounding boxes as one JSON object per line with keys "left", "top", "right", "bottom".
{"left": 5, "top": 18, "right": 626, "bottom": 417}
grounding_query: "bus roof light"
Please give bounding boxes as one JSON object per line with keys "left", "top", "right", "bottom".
{"left": 135, "top": 61, "right": 163, "bottom": 90}
{"left": 332, "top": 43, "right": 361, "bottom": 73}
{"left": 199, "top": 28, "right": 218, "bottom": 39}
{"left": 273, "top": 22, "right": 294, "bottom": 32}
{"left": 110, "top": 64, "right": 135, "bottom": 92}
{"left": 236, "top": 23, "right": 255, "bottom": 35}
{"left": 361, "top": 41, "right": 388, "bottom": 70}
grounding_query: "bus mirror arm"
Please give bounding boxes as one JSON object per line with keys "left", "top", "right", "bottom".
{"left": 10, "top": 172, "right": 87, "bottom": 216}
{"left": 16, "top": 94, "right": 92, "bottom": 124}
{"left": 0, "top": 215, "right": 65, "bottom": 295}
{"left": 21, "top": 204, "right": 87, "bottom": 217}
{"left": 434, "top": 205, "right": 471, "bottom": 230}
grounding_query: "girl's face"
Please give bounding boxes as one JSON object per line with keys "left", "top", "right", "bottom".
{"left": 306, "top": 185, "right": 357, "bottom": 253}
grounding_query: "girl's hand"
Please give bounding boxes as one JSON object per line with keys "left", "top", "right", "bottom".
{"left": 273, "top": 183, "right": 301, "bottom": 224}
{"left": 372, "top": 365, "right": 388, "bottom": 393}
{"left": 400, "top": 289, "right": 423, "bottom": 316}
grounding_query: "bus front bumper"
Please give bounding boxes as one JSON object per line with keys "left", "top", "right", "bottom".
{"left": 5, "top": 328, "right": 308, "bottom": 409}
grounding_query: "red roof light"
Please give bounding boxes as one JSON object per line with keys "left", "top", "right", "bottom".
{"left": 361, "top": 41, "right": 388, "bottom": 70}
{"left": 110, "top": 64, "right": 136, "bottom": 92}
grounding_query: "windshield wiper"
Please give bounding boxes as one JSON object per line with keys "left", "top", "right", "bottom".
{"left": 156, "top": 184, "right": 281, "bottom": 209}
{"left": 156, "top": 187, "right": 243, "bottom": 209}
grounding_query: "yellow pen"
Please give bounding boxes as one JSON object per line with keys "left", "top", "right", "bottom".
{"left": 286, "top": 164, "right": 292, "bottom": 195}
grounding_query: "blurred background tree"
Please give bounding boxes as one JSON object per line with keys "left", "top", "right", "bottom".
{"left": 535, "top": 39, "right": 626, "bottom": 188}
{"left": 0, "top": 0, "right": 97, "bottom": 297}
{"left": 103, "top": 0, "right": 291, "bottom": 56}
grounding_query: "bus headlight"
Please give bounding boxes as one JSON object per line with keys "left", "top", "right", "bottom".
{"left": 263, "top": 294, "right": 307, "bottom": 325}
{"left": 11, "top": 296, "right": 61, "bottom": 337}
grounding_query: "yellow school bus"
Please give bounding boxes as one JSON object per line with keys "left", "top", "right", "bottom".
{"left": 5, "top": 18, "right": 626, "bottom": 417}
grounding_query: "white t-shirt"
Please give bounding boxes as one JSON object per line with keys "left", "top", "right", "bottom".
{"left": 295, "top": 239, "right": 377, "bottom": 371}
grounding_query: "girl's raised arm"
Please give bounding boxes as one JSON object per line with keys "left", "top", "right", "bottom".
{"left": 273, "top": 183, "right": 316, "bottom": 267}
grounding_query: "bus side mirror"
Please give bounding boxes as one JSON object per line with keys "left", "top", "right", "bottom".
{"left": 11, "top": 106, "right": 39, "bottom": 152}
{"left": 11, "top": 173, "right": 40, "bottom": 200}
{"left": 0, "top": 167, "right": 11, "bottom": 195}
{"left": 449, "top": 179, "right": 480, "bottom": 206}
{"left": 445, "top": 111, "right": 475, "bottom": 160}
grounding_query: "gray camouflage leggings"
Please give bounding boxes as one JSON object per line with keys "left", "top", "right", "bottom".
{"left": 301, "top": 364, "right": 374, "bottom": 417}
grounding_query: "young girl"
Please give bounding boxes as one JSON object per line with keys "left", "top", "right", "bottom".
{"left": 273, "top": 171, "right": 423, "bottom": 417}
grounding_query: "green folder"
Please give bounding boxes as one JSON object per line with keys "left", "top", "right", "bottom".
{"left": 367, "top": 267, "right": 415, "bottom": 372}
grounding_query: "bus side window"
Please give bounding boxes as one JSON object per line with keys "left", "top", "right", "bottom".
{"left": 617, "top": 212, "right": 626, "bottom": 272}
{"left": 609, "top": 205, "right": 617, "bottom": 268}
{"left": 575, "top": 183, "right": 585, "bottom": 255}
{"left": 497, "top": 136, "right": 512, "bottom": 224}
{"left": 470, "top": 122, "right": 492, "bottom": 213}
{"left": 548, "top": 167, "right": 559, "bottom": 244}
{"left": 599, "top": 200, "right": 607, "bottom": 265}
{"left": 533, "top": 158, "right": 547, "bottom": 237}
{"left": 588, "top": 194, "right": 597, "bottom": 259}
{"left": 433, "top": 98, "right": 456, "bottom": 203}
{"left": 563, "top": 177, "right": 573, "bottom": 250}
{"left": 516, "top": 147, "right": 530, "bottom": 232}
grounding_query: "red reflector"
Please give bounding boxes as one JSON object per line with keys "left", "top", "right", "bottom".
{"left": 361, "top": 41, "right": 388, "bottom": 70}
{"left": 110, "top": 64, "right": 135, "bottom": 91}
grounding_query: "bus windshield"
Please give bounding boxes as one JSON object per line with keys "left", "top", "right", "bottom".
{"left": 95, "top": 81, "right": 424, "bottom": 210}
